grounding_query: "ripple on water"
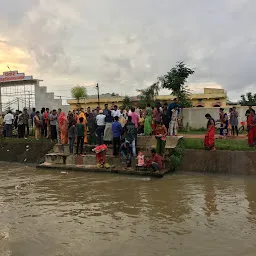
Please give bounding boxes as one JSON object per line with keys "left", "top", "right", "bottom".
{"left": 1, "top": 165, "right": 256, "bottom": 256}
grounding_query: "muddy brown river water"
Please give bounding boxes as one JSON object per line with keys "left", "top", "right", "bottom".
{"left": 1, "top": 163, "right": 256, "bottom": 256}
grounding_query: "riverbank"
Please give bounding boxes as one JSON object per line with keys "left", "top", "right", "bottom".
{"left": 0, "top": 137, "right": 255, "bottom": 175}
{"left": 0, "top": 138, "right": 54, "bottom": 164}
{"left": 178, "top": 149, "right": 256, "bottom": 175}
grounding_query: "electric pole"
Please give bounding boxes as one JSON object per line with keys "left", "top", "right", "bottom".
{"left": 96, "top": 83, "right": 100, "bottom": 107}
{"left": 17, "top": 97, "right": 20, "bottom": 110}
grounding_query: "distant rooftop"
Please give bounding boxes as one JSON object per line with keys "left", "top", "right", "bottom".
{"left": 87, "top": 93, "right": 120, "bottom": 99}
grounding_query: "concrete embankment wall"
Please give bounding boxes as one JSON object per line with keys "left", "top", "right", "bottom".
{"left": 178, "top": 149, "right": 256, "bottom": 175}
{"left": 0, "top": 142, "right": 54, "bottom": 164}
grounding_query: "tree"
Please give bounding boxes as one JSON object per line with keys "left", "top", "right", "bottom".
{"left": 136, "top": 82, "right": 160, "bottom": 108}
{"left": 121, "top": 96, "right": 132, "bottom": 109}
{"left": 240, "top": 92, "right": 256, "bottom": 106}
{"left": 159, "top": 62, "right": 194, "bottom": 107}
{"left": 71, "top": 86, "right": 87, "bottom": 105}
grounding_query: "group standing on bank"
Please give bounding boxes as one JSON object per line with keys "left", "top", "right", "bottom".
{"left": 0, "top": 99, "right": 182, "bottom": 171}
{"left": 204, "top": 106, "right": 256, "bottom": 151}
{"left": 0, "top": 100, "right": 255, "bottom": 166}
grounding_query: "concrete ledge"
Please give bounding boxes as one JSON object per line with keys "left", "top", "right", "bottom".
{"left": 37, "top": 163, "right": 168, "bottom": 178}
{"left": 178, "top": 149, "right": 256, "bottom": 175}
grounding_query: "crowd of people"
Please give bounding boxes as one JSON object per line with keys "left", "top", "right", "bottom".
{"left": 0, "top": 99, "right": 181, "bottom": 171}
{"left": 204, "top": 106, "right": 256, "bottom": 150}
{"left": 0, "top": 100, "right": 255, "bottom": 169}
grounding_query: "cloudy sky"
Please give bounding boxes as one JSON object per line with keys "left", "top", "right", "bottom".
{"left": 0, "top": 0, "right": 255, "bottom": 101}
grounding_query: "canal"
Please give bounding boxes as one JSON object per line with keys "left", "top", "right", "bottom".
{"left": 1, "top": 163, "right": 256, "bottom": 256}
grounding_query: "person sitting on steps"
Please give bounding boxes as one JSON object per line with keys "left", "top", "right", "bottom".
{"left": 145, "top": 148, "right": 163, "bottom": 172}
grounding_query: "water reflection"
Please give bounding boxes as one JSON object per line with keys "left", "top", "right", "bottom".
{"left": 203, "top": 177, "right": 218, "bottom": 218}
{"left": 1, "top": 165, "right": 256, "bottom": 256}
{"left": 245, "top": 179, "right": 256, "bottom": 224}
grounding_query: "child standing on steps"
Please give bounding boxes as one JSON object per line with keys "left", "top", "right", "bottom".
{"left": 76, "top": 117, "right": 85, "bottom": 155}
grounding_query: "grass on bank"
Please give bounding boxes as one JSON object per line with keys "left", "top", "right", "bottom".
{"left": 183, "top": 138, "right": 256, "bottom": 151}
{"left": 1, "top": 136, "right": 254, "bottom": 151}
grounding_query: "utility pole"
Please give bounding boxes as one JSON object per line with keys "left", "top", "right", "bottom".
{"left": 96, "top": 83, "right": 100, "bottom": 107}
{"left": 0, "top": 87, "right": 2, "bottom": 115}
{"left": 28, "top": 91, "right": 31, "bottom": 110}
{"left": 17, "top": 97, "right": 20, "bottom": 110}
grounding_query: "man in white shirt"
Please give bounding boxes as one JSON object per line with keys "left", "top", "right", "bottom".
{"left": 96, "top": 110, "right": 106, "bottom": 145}
{"left": 4, "top": 111, "right": 14, "bottom": 137}
{"left": 111, "top": 105, "right": 121, "bottom": 118}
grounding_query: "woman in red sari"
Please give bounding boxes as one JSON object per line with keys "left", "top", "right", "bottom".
{"left": 59, "top": 112, "right": 68, "bottom": 145}
{"left": 247, "top": 109, "right": 256, "bottom": 147}
{"left": 204, "top": 114, "right": 216, "bottom": 151}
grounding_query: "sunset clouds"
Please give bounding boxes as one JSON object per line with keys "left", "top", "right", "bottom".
{"left": 0, "top": 0, "right": 255, "bottom": 100}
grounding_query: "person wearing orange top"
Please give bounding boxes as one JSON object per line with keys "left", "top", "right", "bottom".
{"left": 77, "top": 108, "right": 88, "bottom": 143}
{"left": 58, "top": 112, "right": 68, "bottom": 145}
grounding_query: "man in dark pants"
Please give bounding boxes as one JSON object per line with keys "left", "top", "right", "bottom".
{"left": 17, "top": 111, "right": 25, "bottom": 138}
{"left": 124, "top": 116, "right": 137, "bottom": 157}
{"left": 76, "top": 117, "right": 85, "bottom": 155}
{"left": 112, "top": 116, "right": 123, "bottom": 156}
{"left": 49, "top": 109, "right": 58, "bottom": 140}
{"left": 30, "top": 108, "right": 36, "bottom": 128}
{"left": 23, "top": 108, "right": 30, "bottom": 137}
{"left": 4, "top": 110, "right": 14, "bottom": 137}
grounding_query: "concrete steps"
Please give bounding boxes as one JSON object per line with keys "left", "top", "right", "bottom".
{"left": 46, "top": 144, "right": 137, "bottom": 168}
{"left": 45, "top": 153, "right": 68, "bottom": 164}
{"left": 38, "top": 136, "right": 184, "bottom": 178}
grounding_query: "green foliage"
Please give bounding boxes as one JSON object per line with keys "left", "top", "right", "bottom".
{"left": 170, "top": 155, "right": 181, "bottom": 171}
{"left": 177, "top": 93, "right": 193, "bottom": 108}
{"left": 240, "top": 92, "right": 256, "bottom": 106}
{"left": 168, "top": 139, "right": 185, "bottom": 171}
{"left": 71, "top": 86, "right": 87, "bottom": 102}
{"left": 137, "top": 83, "right": 160, "bottom": 105}
{"left": 183, "top": 138, "right": 256, "bottom": 151}
{"left": 159, "top": 62, "right": 194, "bottom": 107}
{"left": 136, "top": 100, "right": 147, "bottom": 109}
{"left": 179, "top": 127, "right": 207, "bottom": 133}
{"left": 121, "top": 96, "right": 132, "bottom": 109}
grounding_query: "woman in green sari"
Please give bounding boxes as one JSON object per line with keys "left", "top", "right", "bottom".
{"left": 144, "top": 104, "right": 152, "bottom": 135}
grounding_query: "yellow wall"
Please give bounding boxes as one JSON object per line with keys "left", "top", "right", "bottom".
{"left": 67, "top": 88, "right": 227, "bottom": 110}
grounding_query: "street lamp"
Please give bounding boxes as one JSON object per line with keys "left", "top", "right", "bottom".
{"left": 95, "top": 83, "right": 100, "bottom": 107}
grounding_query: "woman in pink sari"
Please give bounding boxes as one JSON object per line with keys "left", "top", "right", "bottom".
{"left": 204, "top": 114, "right": 216, "bottom": 151}
{"left": 59, "top": 112, "right": 68, "bottom": 145}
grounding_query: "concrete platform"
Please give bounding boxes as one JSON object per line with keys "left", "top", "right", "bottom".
{"left": 38, "top": 136, "right": 183, "bottom": 178}
{"left": 45, "top": 153, "right": 136, "bottom": 168}
{"left": 53, "top": 136, "right": 183, "bottom": 155}
{"left": 37, "top": 162, "right": 168, "bottom": 178}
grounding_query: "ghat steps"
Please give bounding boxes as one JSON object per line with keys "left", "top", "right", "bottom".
{"left": 37, "top": 136, "right": 183, "bottom": 178}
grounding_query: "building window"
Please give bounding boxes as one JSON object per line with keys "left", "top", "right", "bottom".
{"left": 214, "top": 98, "right": 220, "bottom": 100}
{"left": 198, "top": 99, "right": 203, "bottom": 102}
